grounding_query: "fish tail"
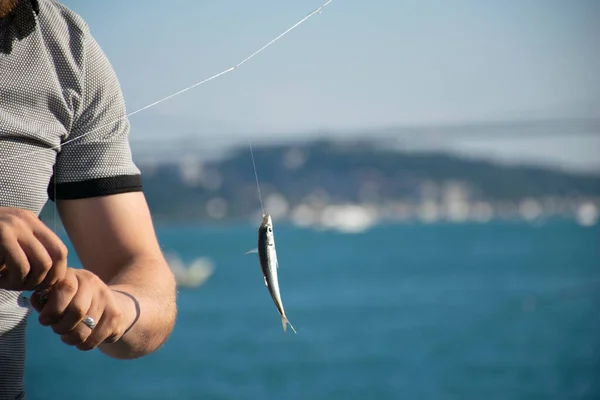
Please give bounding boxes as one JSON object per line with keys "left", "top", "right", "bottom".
{"left": 281, "top": 315, "right": 297, "bottom": 334}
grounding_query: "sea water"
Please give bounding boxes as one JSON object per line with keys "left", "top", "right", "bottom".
{"left": 24, "top": 222, "right": 600, "bottom": 399}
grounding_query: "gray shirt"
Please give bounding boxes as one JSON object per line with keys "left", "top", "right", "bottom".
{"left": 0, "top": 1, "right": 142, "bottom": 398}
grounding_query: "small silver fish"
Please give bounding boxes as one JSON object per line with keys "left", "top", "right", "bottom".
{"left": 247, "top": 214, "right": 296, "bottom": 333}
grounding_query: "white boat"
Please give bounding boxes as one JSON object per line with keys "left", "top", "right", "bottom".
{"left": 166, "top": 253, "right": 215, "bottom": 289}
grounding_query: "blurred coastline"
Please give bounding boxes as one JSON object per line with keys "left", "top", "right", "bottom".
{"left": 44, "top": 130, "right": 600, "bottom": 233}
{"left": 44, "top": 135, "right": 600, "bottom": 235}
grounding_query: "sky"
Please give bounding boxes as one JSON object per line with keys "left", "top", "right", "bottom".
{"left": 59, "top": 0, "right": 600, "bottom": 172}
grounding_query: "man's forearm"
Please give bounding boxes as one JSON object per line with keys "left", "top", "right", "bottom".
{"left": 99, "top": 259, "right": 177, "bottom": 359}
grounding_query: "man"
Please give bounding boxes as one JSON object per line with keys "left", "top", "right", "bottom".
{"left": 0, "top": 0, "right": 177, "bottom": 398}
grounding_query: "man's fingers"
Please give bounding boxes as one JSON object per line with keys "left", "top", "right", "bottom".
{"left": 36, "top": 256, "right": 67, "bottom": 292}
{"left": 51, "top": 287, "right": 93, "bottom": 335}
{"left": 0, "top": 238, "right": 29, "bottom": 290}
{"left": 32, "top": 268, "right": 127, "bottom": 352}
{"left": 81, "top": 304, "right": 125, "bottom": 350}
{"left": 75, "top": 311, "right": 107, "bottom": 351}
{"left": 33, "top": 228, "right": 68, "bottom": 290}
{"left": 0, "top": 209, "right": 68, "bottom": 292}
{"left": 33, "top": 226, "right": 67, "bottom": 261}
{"left": 61, "top": 300, "right": 103, "bottom": 349}
{"left": 60, "top": 321, "right": 95, "bottom": 347}
{"left": 20, "top": 235, "right": 53, "bottom": 291}
{"left": 38, "top": 274, "right": 78, "bottom": 326}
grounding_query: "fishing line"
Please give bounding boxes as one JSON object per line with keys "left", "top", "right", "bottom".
{"left": 248, "top": 138, "right": 265, "bottom": 216}
{"left": 53, "top": 166, "right": 57, "bottom": 233}
{"left": 0, "top": 0, "right": 335, "bottom": 163}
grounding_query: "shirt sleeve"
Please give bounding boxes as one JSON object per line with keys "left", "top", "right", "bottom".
{"left": 47, "top": 30, "right": 142, "bottom": 201}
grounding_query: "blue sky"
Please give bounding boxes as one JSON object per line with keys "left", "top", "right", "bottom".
{"left": 59, "top": 0, "right": 599, "bottom": 172}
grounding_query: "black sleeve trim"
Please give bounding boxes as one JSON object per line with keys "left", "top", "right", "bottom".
{"left": 47, "top": 175, "right": 143, "bottom": 201}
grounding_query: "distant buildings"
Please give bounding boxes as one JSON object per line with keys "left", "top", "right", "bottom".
{"left": 118, "top": 140, "right": 600, "bottom": 233}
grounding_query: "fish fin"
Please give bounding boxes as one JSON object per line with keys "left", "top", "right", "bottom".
{"left": 263, "top": 277, "right": 269, "bottom": 287}
{"left": 281, "top": 315, "right": 296, "bottom": 334}
{"left": 245, "top": 248, "right": 258, "bottom": 255}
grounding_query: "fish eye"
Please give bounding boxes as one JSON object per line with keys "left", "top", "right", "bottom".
{"left": 268, "top": 227, "right": 272, "bottom": 232}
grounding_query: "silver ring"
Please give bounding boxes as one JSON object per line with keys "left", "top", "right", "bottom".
{"left": 82, "top": 316, "right": 96, "bottom": 330}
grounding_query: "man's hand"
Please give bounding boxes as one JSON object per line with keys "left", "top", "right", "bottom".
{"left": 0, "top": 207, "right": 68, "bottom": 291}
{"left": 31, "top": 267, "right": 137, "bottom": 351}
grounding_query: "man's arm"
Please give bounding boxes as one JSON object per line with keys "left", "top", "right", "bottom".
{"left": 27, "top": 12, "right": 176, "bottom": 359}
{"left": 56, "top": 191, "right": 177, "bottom": 359}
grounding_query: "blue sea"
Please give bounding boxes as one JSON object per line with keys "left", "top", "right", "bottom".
{"left": 24, "top": 222, "right": 600, "bottom": 399}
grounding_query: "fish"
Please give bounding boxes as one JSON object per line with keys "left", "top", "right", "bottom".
{"left": 246, "top": 214, "right": 296, "bottom": 333}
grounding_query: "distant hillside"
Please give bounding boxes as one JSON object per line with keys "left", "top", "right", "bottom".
{"left": 41, "top": 139, "right": 600, "bottom": 223}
